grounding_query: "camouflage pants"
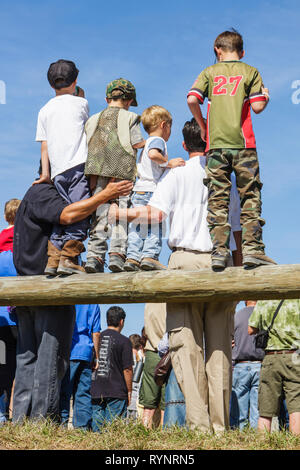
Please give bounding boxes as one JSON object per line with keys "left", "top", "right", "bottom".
{"left": 86, "top": 176, "right": 129, "bottom": 261}
{"left": 205, "top": 148, "right": 265, "bottom": 258}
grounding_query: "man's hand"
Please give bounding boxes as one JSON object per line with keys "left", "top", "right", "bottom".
{"left": 104, "top": 180, "right": 133, "bottom": 200}
{"left": 168, "top": 158, "right": 186, "bottom": 169}
{"left": 32, "top": 174, "right": 52, "bottom": 185}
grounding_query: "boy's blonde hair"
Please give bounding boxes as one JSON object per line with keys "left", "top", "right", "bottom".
{"left": 4, "top": 198, "right": 21, "bottom": 225}
{"left": 141, "top": 105, "right": 172, "bottom": 134}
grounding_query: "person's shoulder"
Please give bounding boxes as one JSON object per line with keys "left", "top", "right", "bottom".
{"left": 24, "top": 183, "right": 61, "bottom": 203}
{"left": 147, "top": 135, "right": 165, "bottom": 144}
{"left": 71, "top": 95, "right": 89, "bottom": 110}
{"left": 119, "top": 108, "right": 141, "bottom": 124}
{"left": 196, "top": 64, "right": 213, "bottom": 75}
{"left": 119, "top": 332, "right": 132, "bottom": 346}
{"left": 38, "top": 97, "right": 55, "bottom": 115}
{"left": 86, "top": 112, "right": 101, "bottom": 126}
{"left": 239, "top": 61, "right": 260, "bottom": 75}
{"left": 172, "top": 156, "right": 202, "bottom": 176}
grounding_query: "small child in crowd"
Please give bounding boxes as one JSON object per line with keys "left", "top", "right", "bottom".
{"left": 84, "top": 78, "right": 145, "bottom": 273}
{"left": 0, "top": 199, "right": 21, "bottom": 253}
{"left": 35, "top": 59, "right": 90, "bottom": 276}
{"left": 187, "top": 29, "right": 274, "bottom": 270}
{"left": 124, "top": 105, "right": 185, "bottom": 271}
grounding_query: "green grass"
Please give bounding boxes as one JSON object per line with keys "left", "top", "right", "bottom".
{"left": 0, "top": 419, "right": 299, "bottom": 450}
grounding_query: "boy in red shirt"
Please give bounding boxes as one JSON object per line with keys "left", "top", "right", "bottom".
{"left": 0, "top": 199, "right": 21, "bottom": 253}
{"left": 187, "top": 29, "right": 274, "bottom": 269}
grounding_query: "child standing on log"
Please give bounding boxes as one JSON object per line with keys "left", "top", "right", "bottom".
{"left": 123, "top": 105, "right": 185, "bottom": 272}
{"left": 84, "top": 78, "right": 145, "bottom": 273}
{"left": 187, "top": 29, "right": 275, "bottom": 270}
{"left": 35, "top": 59, "right": 90, "bottom": 275}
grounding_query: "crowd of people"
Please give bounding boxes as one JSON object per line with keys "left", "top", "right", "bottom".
{"left": 0, "top": 28, "right": 299, "bottom": 436}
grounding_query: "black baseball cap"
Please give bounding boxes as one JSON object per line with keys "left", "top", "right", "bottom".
{"left": 47, "top": 59, "right": 79, "bottom": 90}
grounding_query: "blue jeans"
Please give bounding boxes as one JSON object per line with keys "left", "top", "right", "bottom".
{"left": 127, "top": 192, "right": 162, "bottom": 262}
{"left": 51, "top": 163, "right": 91, "bottom": 250}
{"left": 12, "top": 306, "right": 75, "bottom": 422}
{"left": 230, "top": 362, "right": 261, "bottom": 429}
{"left": 91, "top": 398, "right": 127, "bottom": 432}
{"left": 163, "top": 368, "right": 186, "bottom": 428}
{"left": 0, "top": 393, "right": 7, "bottom": 423}
{"left": 60, "top": 360, "right": 92, "bottom": 430}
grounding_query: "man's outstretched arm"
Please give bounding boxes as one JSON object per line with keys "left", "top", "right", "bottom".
{"left": 60, "top": 180, "right": 133, "bottom": 225}
{"left": 108, "top": 203, "right": 166, "bottom": 226}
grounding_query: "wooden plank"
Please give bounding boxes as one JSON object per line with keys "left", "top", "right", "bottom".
{"left": 0, "top": 264, "right": 299, "bottom": 306}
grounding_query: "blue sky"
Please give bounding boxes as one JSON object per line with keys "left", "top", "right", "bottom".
{"left": 0, "top": 0, "right": 299, "bottom": 336}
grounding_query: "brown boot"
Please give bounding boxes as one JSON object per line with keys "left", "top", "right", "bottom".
{"left": 44, "top": 241, "right": 61, "bottom": 275}
{"left": 57, "top": 240, "right": 86, "bottom": 275}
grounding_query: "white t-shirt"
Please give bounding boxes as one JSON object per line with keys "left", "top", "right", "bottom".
{"left": 134, "top": 136, "right": 167, "bottom": 192}
{"left": 149, "top": 156, "right": 241, "bottom": 252}
{"left": 35, "top": 95, "right": 89, "bottom": 179}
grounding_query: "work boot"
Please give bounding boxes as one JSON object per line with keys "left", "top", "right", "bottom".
{"left": 44, "top": 241, "right": 61, "bottom": 275}
{"left": 123, "top": 258, "right": 140, "bottom": 272}
{"left": 85, "top": 257, "right": 105, "bottom": 274}
{"left": 243, "top": 253, "right": 277, "bottom": 268}
{"left": 108, "top": 253, "right": 125, "bottom": 273}
{"left": 140, "top": 258, "right": 166, "bottom": 271}
{"left": 57, "top": 240, "right": 86, "bottom": 275}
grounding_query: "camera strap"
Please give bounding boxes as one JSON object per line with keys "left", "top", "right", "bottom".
{"left": 267, "top": 300, "right": 285, "bottom": 334}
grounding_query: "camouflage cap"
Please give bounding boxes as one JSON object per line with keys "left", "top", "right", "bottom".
{"left": 106, "top": 78, "right": 138, "bottom": 106}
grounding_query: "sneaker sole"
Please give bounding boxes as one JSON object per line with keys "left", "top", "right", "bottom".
{"left": 44, "top": 268, "right": 58, "bottom": 276}
{"left": 123, "top": 265, "right": 140, "bottom": 272}
{"left": 57, "top": 267, "right": 87, "bottom": 275}
{"left": 140, "top": 263, "right": 166, "bottom": 271}
{"left": 243, "top": 257, "right": 275, "bottom": 267}
{"left": 108, "top": 264, "right": 124, "bottom": 273}
{"left": 85, "top": 265, "right": 104, "bottom": 274}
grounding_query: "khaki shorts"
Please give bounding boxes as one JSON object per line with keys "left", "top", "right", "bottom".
{"left": 258, "top": 352, "right": 300, "bottom": 417}
{"left": 139, "top": 350, "right": 165, "bottom": 410}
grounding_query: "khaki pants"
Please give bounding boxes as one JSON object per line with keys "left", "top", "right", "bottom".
{"left": 167, "top": 250, "right": 235, "bottom": 432}
{"left": 87, "top": 176, "right": 129, "bottom": 261}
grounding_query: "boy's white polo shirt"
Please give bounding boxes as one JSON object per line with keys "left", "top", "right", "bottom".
{"left": 35, "top": 94, "right": 89, "bottom": 179}
{"left": 149, "top": 156, "right": 240, "bottom": 252}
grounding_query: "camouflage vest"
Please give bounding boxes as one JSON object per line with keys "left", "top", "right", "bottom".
{"left": 85, "top": 107, "right": 137, "bottom": 182}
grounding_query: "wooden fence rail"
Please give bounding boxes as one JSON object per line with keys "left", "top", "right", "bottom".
{"left": 0, "top": 264, "right": 299, "bottom": 306}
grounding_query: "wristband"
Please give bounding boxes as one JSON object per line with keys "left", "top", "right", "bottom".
{"left": 159, "top": 161, "right": 168, "bottom": 168}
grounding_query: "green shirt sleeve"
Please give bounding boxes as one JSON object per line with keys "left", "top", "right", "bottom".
{"left": 188, "top": 69, "right": 209, "bottom": 103}
{"left": 248, "top": 69, "right": 267, "bottom": 103}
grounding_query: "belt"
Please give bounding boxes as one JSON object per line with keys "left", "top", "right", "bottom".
{"left": 235, "top": 360, "right": 262, "bottom": 364}
{"left": 265, "top": 349, "right": 297, "bottom": 355}
{"left": 172, "top": 247, "right": 211, "bottom": 254}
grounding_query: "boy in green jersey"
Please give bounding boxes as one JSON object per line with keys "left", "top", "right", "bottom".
{"left": 187, "top": 29, "right": 275, "bottom": 269}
